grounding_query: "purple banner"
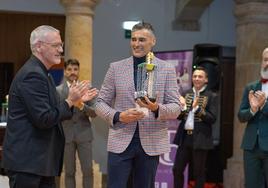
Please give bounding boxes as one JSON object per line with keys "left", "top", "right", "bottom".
{"left": 154, "top": 50, "right": 193, "bottom": 188}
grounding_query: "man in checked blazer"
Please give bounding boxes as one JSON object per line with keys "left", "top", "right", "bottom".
{"left": 95, "top": 22, "right": 181, "bottom": 188}
{"left": 238, "top": 47, "right": 268, "bottom": 188}
{"left": 56, "top": 59, "right": 98, "bottom": 188}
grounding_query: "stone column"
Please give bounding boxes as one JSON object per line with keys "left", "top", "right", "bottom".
{"left": 224, "top": 1, "right": 268, "bottom": 188}
{"left": 59, "top": 1, "right": 100, "bottom": 188}
{"left": 60, "top": 0, "right": 99, "bottom": 81}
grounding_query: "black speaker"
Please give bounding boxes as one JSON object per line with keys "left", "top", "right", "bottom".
{"left": 192, "top": 44, "right": 236, "bottom": 184}
{"left": 193, "top": 44, "right": 222, "bottom": 92}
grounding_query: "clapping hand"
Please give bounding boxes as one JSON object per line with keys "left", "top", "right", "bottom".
{"left": 249, "top": 90, "right": 266, "bottom": 113}
{"left": 66, "top": 80, "right": 98, "bottom": 108}
{"left": 81, "top": 87, "right": 98, "bottom": 102}
{"left": 178, "top": 96, "right": 187, "bottom": 111}
{"left": 192, "top": 96, "right": 199, "bottom": 109}
{"left": 68, "top": 80, "right": 89, "bottom": 101}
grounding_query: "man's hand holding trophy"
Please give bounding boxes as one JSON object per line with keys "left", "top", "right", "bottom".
{"left": 119, "top": 52, "right": 159, "bottom": 124}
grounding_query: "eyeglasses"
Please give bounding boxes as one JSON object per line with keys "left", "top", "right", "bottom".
{"left": 39, "top": 41, "right": 64, "bottom": 49}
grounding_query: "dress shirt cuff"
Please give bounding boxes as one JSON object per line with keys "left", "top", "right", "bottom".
{"left": 113, "top": 111, "right": 121, "bottom": 124}
{"left": 193, "top": 105, "right": 199, "bottom": 113}
{"left": 152, "top": 107, "right": 159, "bottom": 118}
{"left": 250, "top": 108, "right": 257, "bottom": 116}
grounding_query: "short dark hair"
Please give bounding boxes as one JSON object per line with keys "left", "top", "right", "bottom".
{"left": 193, "top": 66, "right": 208, "bottom": 78}
{"left": 64, "top": 59, "right": 80, "bottom": 69}
{"left": 132, "top": 22, "right": 155, "bottom": 36}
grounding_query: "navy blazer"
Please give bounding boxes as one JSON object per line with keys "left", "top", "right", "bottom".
{"left": 2, "top": 55, "right": 73, "bottom": 176}
{"left": 238, "top": 80, "right": 268, "bottom": 151}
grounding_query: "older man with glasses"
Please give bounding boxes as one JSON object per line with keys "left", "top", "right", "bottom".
{"left": 2, "top": 25, "right": 96, "bottom": 188}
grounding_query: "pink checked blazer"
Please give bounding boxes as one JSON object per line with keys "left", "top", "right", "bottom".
{"left": 96, "top": 56, "right": 181, "bottom": 156}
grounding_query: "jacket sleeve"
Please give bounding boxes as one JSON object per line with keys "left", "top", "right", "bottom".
{"left": 18, "top": 72, "right": 72, "bottom": 129}
{"left": 157, "top": 63, "right": 182, "bottom": 120}
{"left": 237, "top": 85, "right": 255, "bottom": 123}
{"left": 95, "top": 64, "right": 117, "bottom": 125}
{"left": 196, "top": 92, "right": 218, "bottom": 124}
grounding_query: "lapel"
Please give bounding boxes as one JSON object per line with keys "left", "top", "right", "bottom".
{"left": 55, "top": 81, "right": 68, "bottom": 136}
{"left": 47, "top": 73, "right": 59, "bottom": 105}
{"left": 62, "top": 81, "right": 69, "bottom": 100}
{"left": 126, "top": 57, "right": 136, "bottom": 94}
{"left": 254, "top": 81, "right": 262, "bottom": 91}
{"left": 151, "top": 57, "right": 159, "bottom": 85}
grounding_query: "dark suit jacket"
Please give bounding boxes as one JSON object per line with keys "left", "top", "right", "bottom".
{"left": 56, "top": 81, "right": 96, "bottom": 143}
{"left": 173, "top": 88, "right": 218, "bottom": 150}
{"left": 238, "top": 80, "right": 268, "bottom": 151}
{"left": 2, "top": 55, "right": 73, "bottom": 176}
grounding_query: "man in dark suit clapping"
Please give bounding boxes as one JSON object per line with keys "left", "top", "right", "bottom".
{"left": 238, "top": 47, "right": 268, "bottom": 188}
{"left": 173, "top": 66, "right": 218, "bottom": 188}
{"left": 2, "top": 25, "right": 95, "bottom": 188}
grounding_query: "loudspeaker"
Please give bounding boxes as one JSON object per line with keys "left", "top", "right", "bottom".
{"left": 192, "top": 44, "right": 236, "bottom": 184}
{"left": 193, "top": 44, "right": 222, "bottom": 92}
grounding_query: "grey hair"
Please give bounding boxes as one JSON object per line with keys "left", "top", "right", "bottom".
{"left": 131, "top": 22, "right": 155, "bottom": 38}
{"left": 30, "top": 25, "right": 59, "bottom": 53}
{"left": 263, "top": 47, "right": 268, "bottom": 56}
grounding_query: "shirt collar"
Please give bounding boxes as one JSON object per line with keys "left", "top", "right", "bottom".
{"left": 193, "top": 85, "right": 207, "bottom": 96}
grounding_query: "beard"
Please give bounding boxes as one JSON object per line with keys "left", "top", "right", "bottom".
{"left": 261, "top": 68, "right": 268, "bottom": 79}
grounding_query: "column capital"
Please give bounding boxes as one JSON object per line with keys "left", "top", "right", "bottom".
{"left": 60, "top": 0, "right": 100, "bottom": 16}
{"left": 234, "top": 2, "right": 268, "bottom": 25}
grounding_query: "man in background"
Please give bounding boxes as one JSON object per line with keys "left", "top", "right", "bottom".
{"left": 96, "top": 22, "right": 181, "bottom": 188}
{"left": 173, "top": 66, "right": 218, "bottom": 188}
{"left": 57, "top": 59, "right": 98, "bottom": 188}
{"left": 238, "top": 47, "right": 268, "bottom": 188}
{"left": 2, "top": 25, "right": 95, "bottom": 188}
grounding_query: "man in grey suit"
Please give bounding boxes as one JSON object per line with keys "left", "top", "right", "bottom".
{"left": 56, "top": 59, "right": 98, "bottom": 188}
{"left": 238, "top": 47, "right": 268, "bottom": 188}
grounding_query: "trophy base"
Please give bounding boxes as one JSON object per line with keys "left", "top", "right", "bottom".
{"left": 136, "top": 97, "right": 156, "bottom": 104}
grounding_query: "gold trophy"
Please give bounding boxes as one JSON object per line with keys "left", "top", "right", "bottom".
{"left": 135, "top": 52, "right": 157, "bottom": 103}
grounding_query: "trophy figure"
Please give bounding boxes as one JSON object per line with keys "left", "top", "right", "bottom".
{"left": 135, "top": 52, "right": 157, "bottom": 103}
